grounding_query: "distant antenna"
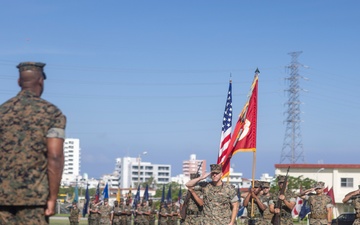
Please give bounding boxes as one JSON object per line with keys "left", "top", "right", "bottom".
{"left": 280, "top": 51, "right": 306, "bottom": 163}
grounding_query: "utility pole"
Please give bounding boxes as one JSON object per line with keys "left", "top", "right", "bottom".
{"left": 280, "top": 51, "right": 306, "bottom": 163}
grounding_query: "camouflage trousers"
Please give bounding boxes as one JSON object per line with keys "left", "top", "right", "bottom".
{"left": 112, "top": 217, "right": 121, "bottom": 225}
{"left": 149, "top": 218, "right": 155, "bottom": 225}
{"left": 0, "top": 205, "right": 48, "bottom": 225}
{"left": 120, "top": 217, "right": 130, "bottom": 225}
{"left": 353, "top": 218, "right": 360, "bottom": 225}
{"left": 99, "top": 217, "right": 111, "bottom": 225}
{"left": 279, "top": 217, "right": 293, "bottom": 225}
{"left": 245, "top": 218, "right": 269, "bottom": 225}
{"left": 126, "top": 217, "right": 132, "bottom": 225}
{"left": 181, "top": 215, "right": 203, "bottom": 225}
{"left": 88, "top": 218, "right": 99, "bottom": 225}
{"left": 137, "top": 217, "right": 149, "bottom": 225}
{"left": 160, "top": 219, "right": 168, "bottom": 225}
{"left": 69, "top": 216, "right": 79, "bottom": 225}
{"left": 309, "top": 218, "right": 328, "bottom": 225}
{"left": 172, "top": 218, "right": 179, "bottom": 225}
{"left": 69, "top": 220, "right": 79, "bottom": 225}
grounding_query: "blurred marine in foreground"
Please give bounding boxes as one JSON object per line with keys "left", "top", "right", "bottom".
{"left": 0, "top": 62, "right": 66, "bottom": 225}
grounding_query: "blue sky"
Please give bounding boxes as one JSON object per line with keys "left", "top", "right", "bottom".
{"left": 1, "top": 1, "right": 359, "bottom": 179}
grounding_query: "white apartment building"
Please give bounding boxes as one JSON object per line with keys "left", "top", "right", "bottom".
{"left": 115, "top": 157, "right": 171, "bottom": 189}
{"left": 182, "top": 154, "right": 206, "bottom": 177}
{"left": 61, "top": 138, "right": 81, "bottom": 186}
{"left": 275, "top": 163, "right": 360, "bottom": 216}
{"left": 225, "top": 168, "right": 243, "bottom": 186}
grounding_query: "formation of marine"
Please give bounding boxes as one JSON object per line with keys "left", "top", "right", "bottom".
{"left": 79, "top": 164, "right": 338, "bottom": 225}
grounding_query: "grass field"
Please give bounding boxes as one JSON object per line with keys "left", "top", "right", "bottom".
{"left": 49, "top": 218, "right": 87, "bottom": 225}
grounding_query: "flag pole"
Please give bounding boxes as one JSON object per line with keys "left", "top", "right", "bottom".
{"left": 250, "top": 68, "right": 259, "bottom": 218}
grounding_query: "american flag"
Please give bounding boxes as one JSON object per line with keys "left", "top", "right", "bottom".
{"left": 217, "top": 80, "right": 232, "bottom": 171}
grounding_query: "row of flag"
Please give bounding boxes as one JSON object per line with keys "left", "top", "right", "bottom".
{"left": 79, "top": 182, "right": 183, "bottom": 217}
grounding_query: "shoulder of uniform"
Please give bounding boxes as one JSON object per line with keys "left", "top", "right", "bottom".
{"left": 198, "top": 181, "right": 208, "bottom": 187}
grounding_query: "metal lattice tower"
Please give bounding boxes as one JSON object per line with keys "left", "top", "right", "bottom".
{"left": 280, "top": 51, "right": 305, "bottom": 163}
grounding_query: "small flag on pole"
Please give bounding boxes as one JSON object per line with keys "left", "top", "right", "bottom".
{"left": 95, "top": 183, "right": 100, "bottom": 203}
{"left": 116, "top": 186, "right": 121, "bottom": 202}
{"left": 143, "top": 184, "right": 149, "bottom": 202}
{"left": 161, "top": 185, "right": 165, "bottom": 203}
{"left": 178, "top": 186, "right": 182, "bottom": 204}
{"left": 102, "top": 182, "right": 109, "bottom": 200}
{"left": 82, "top": 183, "right": 90, "bottom": 217}
{"left": 74, "top": 182, "right": 79, "bottom": 203}
{"left": 166, "top": 185, "right": 172, "bottom": 203}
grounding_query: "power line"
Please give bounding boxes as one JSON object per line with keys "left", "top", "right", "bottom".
{"left": 280, "top": 51, "right": 306, "bottom": 164}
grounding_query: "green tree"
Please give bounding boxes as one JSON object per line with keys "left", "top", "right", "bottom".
{"left": 153, "top": 182, "right": 182, "bottom": 208}
{"left": 270, "top": 175, "right": 316, "bottom": 193}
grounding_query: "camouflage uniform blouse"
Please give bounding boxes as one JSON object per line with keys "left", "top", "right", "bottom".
{"left": 202, "top": 182, "right": 238, "bottom": 225}
{"left": 99, "top": 204, "right": 112, "bottom": 225}
{"left": 180, "top": 188, "right": 204, "bottom": 225}
{"left": 350, "top": 197, "right": 360, "bottom": 225}
{"left": 69, "top": 207, "right": 80, "bottom": 224}
{"left": 0, "top": 90, "right": 66, "bottom": 205}
{"left": 307, "top": 194, "right": 333, "bottom": 225}
{"left": 269, "top": 189, "right": 296, "bottom": 225}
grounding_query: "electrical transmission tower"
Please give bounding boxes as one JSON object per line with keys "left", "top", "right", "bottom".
{"left": 280, "top": 51, "right": 306, "bottom": 163}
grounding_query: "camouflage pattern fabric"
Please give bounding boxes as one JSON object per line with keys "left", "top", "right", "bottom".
{"left": 139, "top": 205, "right": 150, "bottom": 225}
{"left": 0, "top": 90, "right": 66, "bottom": 206}
{"left": 0, "top": 205, "right": 48, "bottom": 225}
{"left": 201, "top": 182, "right": 238, "bottom": 225}
{"left": 99, "top": 204, "right": 112, "bottom": 225}
{"left": 134, "top": 206, "right": 140, "bottom": 225}
{"left": 88, "top": 202, "right": 100, "bottom": 225}
{"left": 148, "top": 204, "right": 156, "bottom": 225}
{"left": 269, "top": 189, "right": 296, "bottom": 225}
{"left": 112, "top": 205, "right": 122, "bottom": 225}
{"left": 352, "top": 197, "right": 360, "bottom": 219}
{"left": 159, "top": 207, "right": 168, "bottom": 225}
{"left": 262, "top": 194, "right": 273, "bottom": 225}
{"left": 167, "top": 205, "right": 173, "bottom": 225}
{"left": 308, "top": 195, "right": 333, "bottom": 225}
{"left": 182, "top": 214, "right": 203, "bottom": 225}
{"left": 245, "top": 195, "right": 269, "bottom": 225}
{"left": 181, "top": 188, "right": 204, "bottom": 225}
{"left": 123, "top": 204, "right": 132, "bottom": 225}
{"left": 171, "top": 204, "right": 179, "bottom": 225}
{"left": 69, "top": 207, "right": 80, "bottom": 225}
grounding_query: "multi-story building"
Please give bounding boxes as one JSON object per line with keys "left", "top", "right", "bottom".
{"left": 115, "top": 157, "right": 171, "bottom": 189}
{"left": 225, "top": 168, "right": 243, "bottom": 187}
{"left": 61, "top": 138, "right": 81, "bottom": 186}
{"left": 275, "top": 163, "right": 360, "bottom": 216}
{"left": 182, "top": 154, "right": 206, "bottom": 177}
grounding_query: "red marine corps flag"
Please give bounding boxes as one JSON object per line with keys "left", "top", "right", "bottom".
{"left": 228, "top": 70, "right": 258, "bottom": 156}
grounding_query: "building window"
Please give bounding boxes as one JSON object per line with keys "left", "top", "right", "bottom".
{"left": 158, "top": 172, "right": 169, "bottom": 176}
{"left": 158, "top": 166, "right": 169, "bottom": 171}
{"left": 341, "top": 178, "right": 353, "bottom": 188}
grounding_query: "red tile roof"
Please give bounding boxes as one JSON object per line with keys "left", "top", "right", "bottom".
{"left": 275, "top": 164, "right": 360, "bottom": 169}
